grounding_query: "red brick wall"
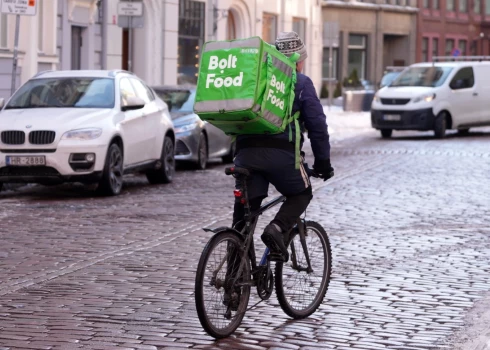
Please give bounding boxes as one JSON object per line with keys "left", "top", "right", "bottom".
{"left": 417, "top": 0, "right": 483, "bottom": 62}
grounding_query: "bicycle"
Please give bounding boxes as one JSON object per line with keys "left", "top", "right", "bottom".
{"left": 194, "top": 165, "right": 332, "bottom": 339}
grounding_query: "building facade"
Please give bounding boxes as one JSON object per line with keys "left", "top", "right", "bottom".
{"left": 322, "top": 0, "right": 418, "bottom": 87}
{"left": 417, "top": 0, "right": 488, "bottom": 62}
{"left": 0, "top": 0, "right": 323, "bottom": 99}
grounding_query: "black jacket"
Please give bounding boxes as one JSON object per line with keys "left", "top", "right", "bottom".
{"left": 236, "top": 73, "right": 331, "bottom": 161}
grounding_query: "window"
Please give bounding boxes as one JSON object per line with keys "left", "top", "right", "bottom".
{"left": 38, "top": 0, "right": 43, "bottom": 52}
{"left": 262, "top": 13, "right": 277, "bottom": 44}
{"left": 178, "top": 0, "right": 206, "bottom": 84}
{"left": 0, "top": 14, "right": 7, "bottom": 48}
{"left": 391, "top": 66, "right": 454, "bottom": 87}
{"left": 449, "top": 67, "right": 474, "bottom": 89}
{"left": 423, "top": 0, "right": 429, "bottom": 7}
{"left": 433, "top": 0, "right": 439, "bottom": 8}
{"left": 432, "top": 38, "right": 439, "bottom": 59}
{"left": 292, "top": 18, "right": 306, "bottom": 41}
{"left": 486, "top": 0, "right": 490, "bottom": 14}
{"left": 120, "top": 78, "right": 137, "bottom": 107}
{"left": 458, "top": 40, "right": 467, "bottom": 55}
{"left": 447, "top": 0, "right": 454, "bottom": 10}
{"left": 445, "top": 39, "right": 455, "bottom": 56}
{"left": 322, "top": 47, "right": 338, "bottom": 79}
{"left": 459, "top": 0, "right": 468, "bottom": 12}
{"left": 422, "top": 38, "right": 429, "bottom": 62}
{"left": 474, "top": 0, "right": 481, "bottom": 13}
{"left": 348, "top": 34, "right": 367, "bottom": 80}
{"left": 130, "top": 78, "right": 154, "bottom": 103}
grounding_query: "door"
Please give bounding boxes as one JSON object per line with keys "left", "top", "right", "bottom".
{"left": 71, "top": 26, "right": 83, "bottom": 70}
{"left": 130, "top": 78, "right": 162, "bottom": 160}
{"left": 448, "top": 67, "right": 479, "bottom": 126}
{"left": 119, "top": 78, "right": 146, "bottom": 165}
{"left": 472, "top": 65, "right": 490, "bottom": 124}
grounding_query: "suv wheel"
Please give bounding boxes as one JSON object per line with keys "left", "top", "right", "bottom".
{"left": 98, "top": 143, "right": 124, "bottom": 196}
{"left": 434, "top": 112, "right": 447, "bottom": 139}
{"left": 146, "top": 135, "right": 175, "bottom": 184}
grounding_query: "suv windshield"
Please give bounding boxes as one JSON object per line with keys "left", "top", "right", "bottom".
{"left": 5, "top": 77, "right": 115, "bottom": 109}
{"left": 390, "top": 66, "right": 453, "bottom": 88}
{"left": 155, "top": 89, "right": 195, "bottom": 114}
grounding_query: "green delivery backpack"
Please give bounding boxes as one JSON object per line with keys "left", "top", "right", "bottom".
{"left": 193, "top": 36, "right": 301, "bottom": 166}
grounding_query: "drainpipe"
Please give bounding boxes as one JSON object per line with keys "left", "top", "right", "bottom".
{"left": 100, "top": 0, "right": 108, "bottom": 69}
{"left": 374, "top": 8, "right": 379, "bottom": 86}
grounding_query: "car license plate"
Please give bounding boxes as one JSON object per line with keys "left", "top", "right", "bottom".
{"left": 6, "top": 156, "right": 46, "bottom": 166}
{"left": 384, "top": 114, "right": 401, "bottom": 121}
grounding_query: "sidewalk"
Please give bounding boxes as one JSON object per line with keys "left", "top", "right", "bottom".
{"left": 321, "top": 104, "right": 374, "bottom": 141}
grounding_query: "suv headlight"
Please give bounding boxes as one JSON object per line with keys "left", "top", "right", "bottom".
{"left": 412, "top": 93, "right": 436, "bottom": 103}
{"left": 62, "top": 128, "right": 103, "bottom": 140}
{"left": 175, "top": 122, "right": 198, "bottom": 133}
{"left": 373, "top": 93, "right": 380, "bottom": 102}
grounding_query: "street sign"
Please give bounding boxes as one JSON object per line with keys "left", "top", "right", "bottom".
{"left": 452, "top": 48, "right": 461, "bottom": 57}
{"left": 1, "top": 0, "right": 37, "bottom": 16}
{"left": 117, "top": 15, "right": 144, "bottom": 28}
{"left": 117, "top": 2, "right": 143, "bottom": 16}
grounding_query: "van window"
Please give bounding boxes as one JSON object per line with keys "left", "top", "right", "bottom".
{"left": 449, "top": 67, "right": 474, "bottom": 90}
{"left": 390, "top": 66, "right": 453, "bottom": 88}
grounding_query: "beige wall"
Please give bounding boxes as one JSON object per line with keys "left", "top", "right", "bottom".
{"left": 322, "top": 5, "right": 417, "bottom": 85}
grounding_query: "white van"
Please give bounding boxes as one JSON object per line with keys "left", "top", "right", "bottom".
{"left": 371, "top": 58, "right": 490, "bottom": 138}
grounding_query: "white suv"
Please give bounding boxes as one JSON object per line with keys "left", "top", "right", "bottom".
{"left": 0, "top": 70, "right": 175, "bottom": 195}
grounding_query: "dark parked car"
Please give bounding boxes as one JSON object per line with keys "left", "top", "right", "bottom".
{"left": 152, "top": 85, "right": 234, "bottom": 170}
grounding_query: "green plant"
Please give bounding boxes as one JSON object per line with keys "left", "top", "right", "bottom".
{"left": 320, "top": 82, "right": 329, "bottom": 98}
{"left": 343, "top": 69, "right": 362, "bottom": 89}
{"left": 333, "top": 80, "right": 342, "bottom": 98}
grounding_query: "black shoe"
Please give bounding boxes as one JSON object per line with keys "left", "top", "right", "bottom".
{"left": 261, "top": 224, "right": 289, "bottom": 262}
{"left": 223, "top": 291, "right": 240, "bottom": 311}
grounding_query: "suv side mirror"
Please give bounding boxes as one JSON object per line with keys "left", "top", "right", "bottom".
{"left": 122, "top": 96, "right": 146, "bottom": 111}
{"left": 0, "top": 98, "right": 5, "bottom": 109}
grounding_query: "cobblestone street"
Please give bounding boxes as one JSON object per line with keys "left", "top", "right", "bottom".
{"left": 0, "top": 110, "right": 489, "bottom": 350}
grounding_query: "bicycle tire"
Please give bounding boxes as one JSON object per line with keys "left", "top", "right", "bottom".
{"left": 195, "top": 230, "right": 251, "bottom": 338}
{"left": 275, "top": 221, "right": 332, "bottom": 319}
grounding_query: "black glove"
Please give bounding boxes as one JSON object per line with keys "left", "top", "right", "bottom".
{"left": 313, "top": 158, "right": 334, "bottom": 181}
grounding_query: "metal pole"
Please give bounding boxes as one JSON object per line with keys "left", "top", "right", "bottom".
{"left": 11, "top": 14, "right": 21, "bottom": 96}
{"left": 128, "top": 16, "right": 132, "bottom": 71}
{"left": 101, "top": 0, "right": 108, "bottom": 69}
{"left": 328, "top": 45, "right": 333, "bottom": 110}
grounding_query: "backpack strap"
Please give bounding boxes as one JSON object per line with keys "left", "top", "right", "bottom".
{"left": 287, "top": 111, "right": 301, "bottom": 169}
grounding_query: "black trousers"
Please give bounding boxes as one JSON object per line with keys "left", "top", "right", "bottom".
{"left": 232, "top": 147, "right": 313, "bottom": 233}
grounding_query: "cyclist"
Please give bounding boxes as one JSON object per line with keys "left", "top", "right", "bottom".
{"left": 232, "top": 31, "right": 333, "bottom": 262}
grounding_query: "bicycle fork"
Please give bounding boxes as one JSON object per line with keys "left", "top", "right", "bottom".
{"left": 288, "top": 219, "right": 314, "bottom": 274}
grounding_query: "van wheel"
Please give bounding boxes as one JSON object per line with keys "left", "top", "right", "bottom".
{"left": 434, "top": 112, "right": 447, "bottom": 139}
{"left": 380, "top": 129, "right": 392, "bottom": 138}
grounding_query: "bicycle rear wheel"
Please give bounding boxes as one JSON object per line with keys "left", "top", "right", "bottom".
{"left": 275, "top": 221, "right": 332, "bottom": 318}
{"left": 195, "top": 230, "right": 251, "bottom": 338}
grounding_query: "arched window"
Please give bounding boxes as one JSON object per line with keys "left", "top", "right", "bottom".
{"left": 227, "top": 10, "right": 236, "bottom": 40}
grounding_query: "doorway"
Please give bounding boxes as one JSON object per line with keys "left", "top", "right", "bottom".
{"left": 122, "top": 29, "right": 129, "bottom": 70}
{"left": 71, "top": 26, "right": 83, "bottom": 70}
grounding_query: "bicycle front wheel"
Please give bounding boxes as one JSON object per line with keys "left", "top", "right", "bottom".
{"left": 195, "top": 230, "right": 251, "bottom": 338}
{"left": 275, "top": 221, "right": 332, "bottom": 319}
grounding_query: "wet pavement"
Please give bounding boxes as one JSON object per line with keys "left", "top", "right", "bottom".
{"left": 0, "top": 111, "right": 489, "bottom": 349}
